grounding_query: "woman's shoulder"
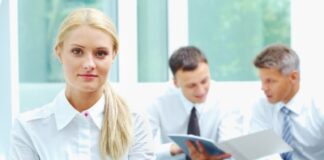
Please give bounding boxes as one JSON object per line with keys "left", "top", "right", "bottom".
{"left": 17, "top": 90, "right": 65, "bottom": 124}
{"left": 16, "top": 101, "right": 55, "bottom": 124}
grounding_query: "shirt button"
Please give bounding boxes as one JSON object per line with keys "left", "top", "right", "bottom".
{"left": 84, "top": 112, "right": 89, "bottom": 117}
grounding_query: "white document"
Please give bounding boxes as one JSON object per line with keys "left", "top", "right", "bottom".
{"left": 169, "top": 129, "right": 292, "bottom": 160}
{"left": 217, "top": 129, "right": 292, "bottom": 160}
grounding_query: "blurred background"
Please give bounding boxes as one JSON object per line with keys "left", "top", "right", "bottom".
{"left": 1, "top": 0, "right": 324, "bottom": 159}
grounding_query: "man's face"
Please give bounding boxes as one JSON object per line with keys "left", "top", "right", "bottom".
{"left": 258, "top": 68, "right": 298, "bottom": 104}
{"left": 174, "top": 62, "right": 211, "bottom": 104}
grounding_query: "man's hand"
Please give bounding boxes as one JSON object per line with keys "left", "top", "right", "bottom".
{"left": 170, "top": 143, "right": 183, "bottom": 156}
{"left": 186, "top": 141, "right": 231, "bottom": 160}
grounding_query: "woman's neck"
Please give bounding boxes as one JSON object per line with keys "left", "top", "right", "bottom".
{"left": 65, "top": 87, "right": 103, "bottom": 112}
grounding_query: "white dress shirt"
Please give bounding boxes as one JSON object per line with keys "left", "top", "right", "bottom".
{"left": 250, "top": 87, "right": 324, "bottom": 160}
{"left": 146, "top": 81, "right": 242, "bottom": 160}
{"left": 9, "top": 90, "right": 155, "bottom": 160}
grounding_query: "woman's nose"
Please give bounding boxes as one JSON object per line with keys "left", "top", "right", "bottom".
{"left": 83, "top": 55, "right": 95, "bottom": 71}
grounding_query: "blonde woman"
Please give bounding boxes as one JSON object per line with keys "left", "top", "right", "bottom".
{"left": 9, "top": 8, "right": 155, "bottom": 160}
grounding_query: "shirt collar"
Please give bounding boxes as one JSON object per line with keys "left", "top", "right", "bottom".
{"left": 178, "top": 89, "right": 205, "bottom": 117}
{"left": 54, "top": 90, "right": 105, "bottom": 130}
{"left": 275, "top": 88, "right": 304, "bottom": 115}
{"left": 54, "top": 90, "right": 78, "bottom": 130}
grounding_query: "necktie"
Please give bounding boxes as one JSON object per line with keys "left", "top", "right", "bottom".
{"left": 188, "top": 107, "right": 200, "bottom": 136}
{"left": 186, "top": 107, "right": 200, "bottom": 160}
{"left": 281, "top": 106, "right": 293, "bottom": 160}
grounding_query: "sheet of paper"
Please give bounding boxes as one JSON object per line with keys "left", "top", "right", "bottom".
{"left": 218, "top": 129, "right": 292, "bottom": 160}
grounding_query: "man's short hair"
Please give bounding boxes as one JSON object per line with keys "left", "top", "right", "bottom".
{"left": 169, "top": 46, "right": 208, "bottom": 75}
{"left": 254, "top": 43, "right": 300, "bottom": 75}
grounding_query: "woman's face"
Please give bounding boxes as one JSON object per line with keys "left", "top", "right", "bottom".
{"left": 56, "top": 25, "right": 115, "bottom": 93}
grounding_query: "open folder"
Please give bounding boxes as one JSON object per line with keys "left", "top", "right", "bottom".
{"left": 169, "top": 129, "right": 292, "bottom": 160}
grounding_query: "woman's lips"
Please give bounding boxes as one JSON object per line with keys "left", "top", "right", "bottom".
{"left": 78, "top": 74, "right": 98, "bottom": 80}
{"left": 78, "top": 74, "right": 98, "bottom": 77}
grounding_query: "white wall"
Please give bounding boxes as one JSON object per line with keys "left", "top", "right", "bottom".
{"left": 291, "top": 0, "right": 324, "bottom": 93}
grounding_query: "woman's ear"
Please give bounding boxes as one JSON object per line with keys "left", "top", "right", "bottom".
{"left": 112, "top": 51, "right": 118, "bottom": 60}
{"left": 55, "top": 45, "right": 62, "bottom": 63}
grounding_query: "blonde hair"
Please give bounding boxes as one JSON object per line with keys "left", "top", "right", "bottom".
{"left": 102, "top": 84, "right": 132, "bottom": 160}
{"left": 55, "top": 8, "right": 132, "bottom": 159}
{"left": 55, "top": 8, "right": 118, "bottom": 52}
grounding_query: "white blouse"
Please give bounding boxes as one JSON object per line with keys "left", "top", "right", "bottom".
{"left": 9, "top": 90, "right": 155, "bottom": 160}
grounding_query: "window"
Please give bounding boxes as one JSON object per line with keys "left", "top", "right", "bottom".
{"left": 137, "top": 0, "right": 169, "bottom": 82}
{"left": 188, "top": 0, "right": 290, "bottom": 81}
